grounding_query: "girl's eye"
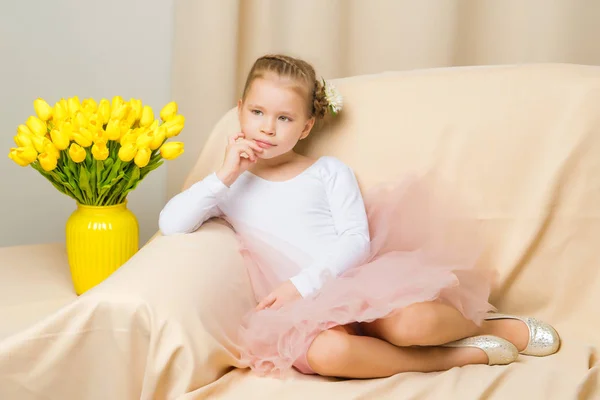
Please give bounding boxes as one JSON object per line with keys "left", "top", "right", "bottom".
{"left": 251, "top": 109, "right": 262, "bottom": 115}
{"left": 278, "top": 116, "right": 291, "bottom": 122}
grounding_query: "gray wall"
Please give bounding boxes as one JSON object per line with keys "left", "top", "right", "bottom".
{"left": 0, "top": 0, "right": 174, "bottom": 246}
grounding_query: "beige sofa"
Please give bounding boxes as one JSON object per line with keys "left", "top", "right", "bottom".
{"left": 0, "top": 64, "right": 598, "bottom": 399}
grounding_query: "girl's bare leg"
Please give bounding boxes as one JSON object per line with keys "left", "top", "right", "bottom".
{"left": 361, "top": 301, "right": 529, "bottom": 351}
{"left": 306, "top": 326, "right": 488, "bottom": 378}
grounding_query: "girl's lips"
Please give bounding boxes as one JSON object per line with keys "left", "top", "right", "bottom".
{"left": 255, "top": 140, "right": 274, "bottom": 149}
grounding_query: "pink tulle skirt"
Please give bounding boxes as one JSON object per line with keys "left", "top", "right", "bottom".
{"left": 232, "top": 175, "right": 497, "bottom": 377}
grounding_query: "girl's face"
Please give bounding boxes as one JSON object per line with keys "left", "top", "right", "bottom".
{"left": 238, "top": 73, "right": 315, "bottom": 160}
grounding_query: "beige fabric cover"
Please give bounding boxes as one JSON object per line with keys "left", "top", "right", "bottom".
{"left": 0, "top": 64, "right": 598, "bottom": 399}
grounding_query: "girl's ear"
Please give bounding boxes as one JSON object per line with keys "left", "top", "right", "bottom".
{"left": 300, "top": 117, "right": 316, "bottom": 140}
{"left": 237, "top": 99, "right": 243, "bottom": 115}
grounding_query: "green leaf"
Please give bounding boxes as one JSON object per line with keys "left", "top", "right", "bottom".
{"left": 79, "top": 166, "right": 93, "bottom": 201}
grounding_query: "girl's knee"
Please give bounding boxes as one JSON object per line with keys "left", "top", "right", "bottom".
{"left": 385, "top": 302, "right": 443, "bottom": 345}
{"left": 306, "top": 328, "right": 351, "bottom": 376}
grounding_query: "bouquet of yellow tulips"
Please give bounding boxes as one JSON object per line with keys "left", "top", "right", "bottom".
{"left": 8, "top": 96, "right": 185, "bottom": 206}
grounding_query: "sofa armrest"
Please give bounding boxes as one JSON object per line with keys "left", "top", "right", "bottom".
{"left": 0, "top": 221, "right": 256, "bottom": 399}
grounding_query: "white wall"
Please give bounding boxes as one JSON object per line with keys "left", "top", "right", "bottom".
{"left": 0, "top": 0, "right": 173, "bottom": 247}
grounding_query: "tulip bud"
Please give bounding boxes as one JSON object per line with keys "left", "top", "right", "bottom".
{"left": 160, "top": 101, "right": 178, "bottom": 122}
{"left": 91, "top": 142, "right": 109, "bottom": 161}
{"left": 44, "top": 142, "right": 60, "bottom": 159}
{"left": 8, "top": 149, "right": 30, "bottom": 167}
{"left": 50, "top": 129, "right": 70, "bottom": 150}
{"left": 110, "top": 96, "right": 125, "bottom": 118}
{"left": 118, "top": 143, "right": 137, "bottom": 162}
{"left": 9, "top": 146, "right": 38, "bottom": 165}
{"left": 67, "top": 96, "right": 81, "bottom": 116}
{"left": 31, "top": 135, "right": 51, "bottom": 153}
{"left": 136, "top": 130, "right": 153, "bottom": 148}
{"left": 81, "top": 98, "right": 98, "bottom": 112}
{"left": 160, "top": 141, "right": 184, "bottom": 160}
{"left": 105, "top": 120, "right": 121, "bottom": 141}
{"left": 87, "top": 113, "right": 101, "bottom": 128}
{"left": 26, "top": 116, "right": 47, "bottom": 137}
{"left": 129, "top": 99, "right": 142, "bottom": 121}
{"left": 53, "top": 102, "right": 68, "bottom": 121}
{"left": 61, "top": 122, "right": 74, "bottom": 140}
{"left": 114, "top": 103, "right": 131, "bottom": 120}
{"left": 73, "top": 132, "right": 92, "bottom": 148}
{"left": 163, "top": 114, "right": 185, "bottom": 138}
{"left": 134, "top": 147, "right": 151, "bottom": 168}
{"left": 69, "top": 143, "right": 87, "bottom": 163}
{"left": 119, "top": 120, "right": 131, "bottom": 137}
{"left": 14, "top": 132, "right": 33, "bottom": 148}
{"left": 75, "top": 112, "right": 88, "bottom": 129}
{"left": 139, "top": 105, "right": 154, "bottom": 127}
{"left": 33, "top": 98, "right": 53, "bottom": 121}
{"left": 92, "top": 127, "right": 108, "bottom": 144}
{"left": 150, "top": 125, "right": 166, "bottom": 150}
{"left": 17, "top": 124, "right": 33, "bottom": 136}
{"left": 38, "top": 152, "right": 58, "bottom": 171}
{"left": 98, "top": 99, "right": 111, "bottom": 125}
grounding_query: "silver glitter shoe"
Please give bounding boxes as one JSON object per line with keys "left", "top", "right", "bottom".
{"left": 443, "top": 335, "right": 519, "bottom": 365}
{"left": 484, "top": 313, "right": 560, "bottom": 357}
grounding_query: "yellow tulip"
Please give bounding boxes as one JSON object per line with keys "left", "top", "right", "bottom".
{"left": 44, "top": 142, "right": 60, "bottom": 159}
{"left": 61, "top": 121, "right": 74, "bottom": 140}
{"left": 114, "top": 103, "right": 130, "bottom": 120}
{"left": 53, "top": 102, "right": 68, "bottom": 121}
{"left": 160, "top": 141, "right": 184, "bottom": 160}
{"left": 50, "top": 129, "right": 70, "bottom": 150}
{"left": 120, "top": 130, "right": 138, "bottom": 146}
{"left": 92, "top": 127, "right": 108, "bottom": 144}
{"left": 129, "top": 99, "right": 142, "bottom": 121}
{"left": 59, "top": 98, "right": 68, "bottom": 113}
{"left": 31, "top": 136, "right": 51, "bottom": 153}
{"left": 118, "top": 143, "right": 137, "bottom": 162}
{"left": 98, "top": 99, "right": 111, "bottom": 124}
{"left": 69, "top": 143, "right": 87, "bottom": 163}
{"left": 125, "top": 107, "right": 137, "bottom": 127}
{"left": 67, "top": 96, "right": 81, "bottom": 116}
{"left": 9, "top": 146, "right": 38, "bottom": 165}
{"left": 8, "top": 149, "right": 30, "bottom": 166}
{"left": 26, "top": 116, "right": 47, "bottom": 137}
{"left": 163, "top": 114, "right": 185, "bottom": 138}
{"left": 134, "top": 147, "right": 151, "bottom": 167}
{"left": 72, "top": 132, "right": 92, "bottom": 148}
{"left": 14, "top": 132, "right": 33, "bottom": 148}
{"left": 81, "top": 98, "right": 98, "bottom": 112}
{"left": 38, "top": 152, "right": 58, "bottom": 171}
{"left": 136, "top": 130, "right": 153, "bottom": 148}
{"left": 150, "top": 125, "right": 166, "bottom": 150}
{"left": 33, "top": 98, "right": 53, "bottom": 121}
{"left": 75, "top": 112, "right": 88, "bottom": 129}
{"left": 17, "top": 124, "right": 33, "bottom": 136}
{"left": 119, "top": 120, "right": 131, "bottom": 136}
{"left": 87, "top": 113, "right": 102, "bottom": 128}
{"left": 111, "top": 96, "right": 124, "bottom": 113}
{"left": 105, "top": 120, "right": 121, "bottom": 140}
{"left": 160, "top": 101, "right": 178, "bottom": 121}
{"left": 91, "top": 142, "right": 109, "bottom": 161}
{"left": 139, "top": 105, "right": 154, "bottom": 127}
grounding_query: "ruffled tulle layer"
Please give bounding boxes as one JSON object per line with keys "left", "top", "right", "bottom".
{"left": 233, "top": 175, "right": 497, "bottom": 376}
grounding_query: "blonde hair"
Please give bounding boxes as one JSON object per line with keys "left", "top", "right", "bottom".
{"left": 241, "top": 54, "right": 328, "bottom": 119}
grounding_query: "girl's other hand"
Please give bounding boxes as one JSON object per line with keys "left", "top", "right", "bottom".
{"left": 256, "top": 280, "right": 302, "bottom": 311}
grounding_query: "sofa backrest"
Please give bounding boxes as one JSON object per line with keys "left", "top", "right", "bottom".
{"left": 184, "top": 64, "right": 600, "bottom": 313}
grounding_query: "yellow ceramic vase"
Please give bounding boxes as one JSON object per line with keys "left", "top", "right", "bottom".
{"left": 66, "top": 201, "right": 139, "bottom": 295}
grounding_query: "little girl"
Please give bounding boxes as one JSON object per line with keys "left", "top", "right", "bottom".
{"left": 159, "top": 54, "right": 560, "bottom": 378}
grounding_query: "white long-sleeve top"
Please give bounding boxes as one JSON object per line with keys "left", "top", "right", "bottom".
{"left": 158, "top": 156, "right": 371, "bottom": 297}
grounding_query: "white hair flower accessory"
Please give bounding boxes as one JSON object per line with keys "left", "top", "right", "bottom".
{"left": 322, "top": 79, "right": 343, "bottom": 116}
